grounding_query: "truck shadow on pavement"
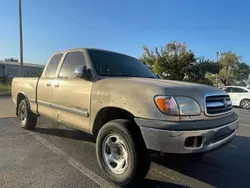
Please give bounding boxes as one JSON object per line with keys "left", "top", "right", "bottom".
{"left": 31, "top": 124, "right": 189, "bottom": 188}
{"left": 151, "top": 135, "right": 250, "bottom": 188}
{"left": 128, "top": 179, "right": 189, "bottom": 188}
{"left": 32, "top": 127, "right": 96, "bottom": 143}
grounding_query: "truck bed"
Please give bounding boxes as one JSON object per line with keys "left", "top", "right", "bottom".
{"left": 11, "top": 77, "right": 39, "bottom": 113}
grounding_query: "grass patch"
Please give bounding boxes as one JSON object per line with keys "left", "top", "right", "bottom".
{"left": 0, "top": 84, "right": 11, "bottom": 94}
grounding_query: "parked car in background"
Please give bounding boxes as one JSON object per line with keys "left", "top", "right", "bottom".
{"left": 221, "top": 86, "right": 250, "bottom": 109}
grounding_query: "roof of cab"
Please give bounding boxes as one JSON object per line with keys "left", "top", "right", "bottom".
{"left": 55, "top": 48, "right": 130, "bottom": 57}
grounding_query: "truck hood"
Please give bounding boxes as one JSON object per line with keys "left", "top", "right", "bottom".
{"left": 101, "top": 76, "right": 223, "bottom": 94}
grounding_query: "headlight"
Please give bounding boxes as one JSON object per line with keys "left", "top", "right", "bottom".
{"left": 154, "top": 96, "right": 201, "bottom": 115}
{"left": 175, "top": 96, "right": 201, "bottom": 115}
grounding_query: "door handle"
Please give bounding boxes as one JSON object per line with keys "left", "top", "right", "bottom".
{"left": 46, "top": 82, "right": 51, "bottom": 87}
{"left": 54, "top": 83, "right": 60, "bottom": 88}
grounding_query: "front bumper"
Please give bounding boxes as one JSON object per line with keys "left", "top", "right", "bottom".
{"left": 137, "top": 118, "right": 239, "bottom": 154}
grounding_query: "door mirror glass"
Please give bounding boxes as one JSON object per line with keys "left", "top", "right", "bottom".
{"left": 73, "top": 65, "right": 90, "bottom": 79}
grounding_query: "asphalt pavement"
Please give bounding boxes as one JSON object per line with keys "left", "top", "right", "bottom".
{"left": 0, "top": 96, "right": 250, "bottom": 188}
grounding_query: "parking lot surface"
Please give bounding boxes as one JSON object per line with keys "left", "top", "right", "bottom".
{"left": 0, "top": 96, "right": 250, "bottom": 188}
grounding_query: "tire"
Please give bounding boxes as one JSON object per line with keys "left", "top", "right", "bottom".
{"left": 18, "top": 99, "right": 37, "bottom": 130}
{"left": 96, "top": 119, "right": 150, "bottom": 186}
{"left": 240, "top": 99, "right": 250, "bottom": 109}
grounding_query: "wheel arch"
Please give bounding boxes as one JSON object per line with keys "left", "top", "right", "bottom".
{"left": 240, "top": 98, "right": 250, "bottom": 105}
{"left": 16, "top": 92, "right": 30, "bottom": 116}
{"left": 92, "top": 107, "right": 137, "bottom": 136}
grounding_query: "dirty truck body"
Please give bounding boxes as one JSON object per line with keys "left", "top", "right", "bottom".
{"left": 11, "top": 48, "right": 239, "bottom": 185}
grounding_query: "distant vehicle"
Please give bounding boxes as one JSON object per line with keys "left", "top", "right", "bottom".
{"left": 221, "top": 86, "right": 250, "bottom": 109}
{"left": 11, "top": 48, "right": 239, "bottom": 186}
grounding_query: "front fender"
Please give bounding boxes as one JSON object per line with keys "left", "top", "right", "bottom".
{"left": 89, "top": 79, "right": 180, "bottom": 130}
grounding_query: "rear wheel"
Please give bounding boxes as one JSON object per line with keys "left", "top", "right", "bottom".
{"left": 18, "top": 99, "right": 37, "bottom": 129}
{"left": 96, "top": 119, "right": 150, "bottom": 186}
{"left": 240, "top": 99, "right": 250, "bottom": 109}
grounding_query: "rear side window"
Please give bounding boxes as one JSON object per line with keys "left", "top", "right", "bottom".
{"left": 59, "top": 51, "right": 86, "bottom": 78}
{"left": 224, "top": 87, "right": 232, "bottom": 93}
{"left": 232, "top": 87, "right": 248, "bottom": 93}
{"left": 45, "top": 54, "right": 63, "bottom": 78}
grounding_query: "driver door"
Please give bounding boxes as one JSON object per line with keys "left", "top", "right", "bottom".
{"left": 50, "top": 51, "right": 92, "bottom": 133}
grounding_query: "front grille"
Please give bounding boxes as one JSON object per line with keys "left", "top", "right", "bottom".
{"left": 205, "top": 94, "right": 233, "bottom": 116}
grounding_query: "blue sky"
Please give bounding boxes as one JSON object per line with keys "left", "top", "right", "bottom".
{"left": 0, "top": 0, "right": 249, "bottom": 65}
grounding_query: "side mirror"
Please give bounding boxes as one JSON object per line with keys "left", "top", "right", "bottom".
{"left": 74, "top": 65, "right": 90, "bottom": 79}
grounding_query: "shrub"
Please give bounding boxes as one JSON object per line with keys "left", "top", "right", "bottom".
{"left": 0, "top": 75, "right": 8, "bottom": 84}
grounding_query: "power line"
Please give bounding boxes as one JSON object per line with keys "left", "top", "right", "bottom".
{"left": 29, "top": 0, "right": 125, "bottom": 44}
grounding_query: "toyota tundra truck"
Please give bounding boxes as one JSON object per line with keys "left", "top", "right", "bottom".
{"left": 11, "top": 48, "right": 239, "bottom": 186}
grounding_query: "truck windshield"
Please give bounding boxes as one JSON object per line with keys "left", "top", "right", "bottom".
{"left": 88, "top": 49, "right": 158, "bottom": 78}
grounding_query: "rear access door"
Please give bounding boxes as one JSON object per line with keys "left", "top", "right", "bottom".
{"left": 37, "top": 53, "right": 63, "bottom": 118}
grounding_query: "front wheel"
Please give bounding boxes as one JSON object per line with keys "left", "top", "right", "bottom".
{"left": 240, "top": 99, "right": 250, "bottom": 109}
{"left": 96, "top": 119, "right": 150, "bottom": 186}
{"left": 18, "top": 99, "right": 37, "bottom": 129}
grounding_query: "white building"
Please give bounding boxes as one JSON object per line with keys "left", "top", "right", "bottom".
{"left": 0, "top": 60, "right": 44, "bottom": 80}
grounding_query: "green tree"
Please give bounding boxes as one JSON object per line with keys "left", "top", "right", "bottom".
{"left": 188, "top": 57, "right": 219, "bottom": 85}
{"left": 217, "top": 52, "right": 238, "bottom": 85}
{"left": 4, "top": 58, "right": 19, "bottom": 62}
{"left": 140, "top": 43, "right": 250, "bottom": 86}
{"left": 140, "top": 42, "right": 220, "bottom": 85}
{"left": 236, "top": 63, "right": 250, "bottom": 84}
{"left": 0, "top": 75, "right": 8, "bottom": 84}
{"left": 217, "top": 52, "right": 250, "bottom": 85}
{"left": 140, "top": 42, "right": 196, "bottom": 80}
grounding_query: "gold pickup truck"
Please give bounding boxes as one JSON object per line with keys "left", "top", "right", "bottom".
{"left": 12, "top": 48, "right": 239, "bottom": 186}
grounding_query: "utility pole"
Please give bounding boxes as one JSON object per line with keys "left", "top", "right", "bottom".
{"left": 216, "top": 52, "right": 220, "bottom": 87}
{"left": 19, "top": 0, "right": 23, "bottom": 76}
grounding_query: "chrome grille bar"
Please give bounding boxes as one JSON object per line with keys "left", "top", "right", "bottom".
{"left": 205, "top": 93, "right": 233, "bottom": 116}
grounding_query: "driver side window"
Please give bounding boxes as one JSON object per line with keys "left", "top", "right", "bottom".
{"left": 59, "top": 51, "right": 86, "bottom": 78}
